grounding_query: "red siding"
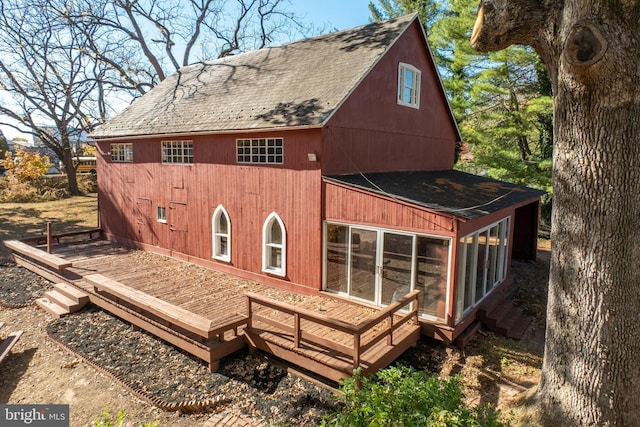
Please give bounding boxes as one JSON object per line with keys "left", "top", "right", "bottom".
{"left": 323, "top": 180, "right": 456, "bottom": 236}
{"left": 97, "top": 129, "right": 324, "bottom": 292}
{"left": 322, "top": 20, "right": 458, "bottom": 175}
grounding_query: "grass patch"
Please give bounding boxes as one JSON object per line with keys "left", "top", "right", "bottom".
{"left": 0, "top": 194, "right": 98, "bottom": 260}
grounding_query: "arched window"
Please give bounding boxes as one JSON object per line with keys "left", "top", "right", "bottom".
{"left": 262, "top": 212, "right": 286, "bottom": 276}
{"left": 212, "top": 205, "right": 231, "bottom": 262}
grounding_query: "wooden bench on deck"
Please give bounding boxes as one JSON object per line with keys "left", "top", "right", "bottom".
{"left": 84, "top": 273, "right": 248, "bottom": 371}
{"left": 4, "top": 240, "right": 72, "bottom": 272}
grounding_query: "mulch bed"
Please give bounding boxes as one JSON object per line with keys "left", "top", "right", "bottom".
{"left": 0, "top": 261, "right": 53, "bottom": 308}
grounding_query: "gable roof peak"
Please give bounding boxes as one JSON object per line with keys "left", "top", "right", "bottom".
{"left": 92, "top": 14, "right": 419, "bottom": 139}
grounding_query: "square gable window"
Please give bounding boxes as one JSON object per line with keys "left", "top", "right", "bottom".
{"left": 237, "top": 138, "right": 283, "bottom": 164}
{"left": 397, "top": 63, "right": 421, "bottom": 109}
{"left": 162, "top": 140, "right": 193, "bottom": 164}
{"left": 110, "top": 143, "right": 133, "bottom": 162}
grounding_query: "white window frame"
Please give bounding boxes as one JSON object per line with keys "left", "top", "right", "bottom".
{"left": 156, "top": 206, "right": 167, "bottom": 223}
{"left": 397, "top": 62, "right": 421, "bottom": 109}
{"left": 322, "top": 221, "right": 452, "bottom": 322}
{"left": 212, "top": 205, "right": 231, "bottom": 262}
{"left": 262, "top": 212, "right": 286, "bottom": 276}
{"left": 454, "top": 216, "right": 511, "bottom": 323}
{"left": 162, "top": 140, "right": 193, "bottom": 164}
{"left": 110, "top": 143, "right": 133, "bottom": 162}
{"left": 236, "top": 138, "right": 283, "bottom": 164}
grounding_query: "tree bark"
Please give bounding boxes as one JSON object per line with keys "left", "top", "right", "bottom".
{"left": 471, "top": 0, "right": 640, "bottom": 424}
{"left": 62, "top": 149, "right": 80, "bottom": 196}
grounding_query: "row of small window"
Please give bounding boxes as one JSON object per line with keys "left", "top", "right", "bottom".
{"left": 156, "top": 205, "right": 287, "bottom": 277}
{"left": 110, "top": 139, "right": 284, "bottom": 165}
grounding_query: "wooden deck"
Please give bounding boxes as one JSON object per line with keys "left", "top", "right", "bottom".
{"left": 4, "top": 234, "right": 420, "bottom": 380}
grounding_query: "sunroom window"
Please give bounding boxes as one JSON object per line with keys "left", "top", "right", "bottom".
{"left": 455, "top": 217, "right": 511, "bottom": 322}
{"left": 324, "top": 222, "right": 451, "bottom": 321}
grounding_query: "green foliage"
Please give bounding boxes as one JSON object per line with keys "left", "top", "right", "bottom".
{"left": 92, "top": 409, "right": 158, "bottom": 427}
{"left": 321, "top": 366, "right": 506, "bottom": 426}
{"left": 369, "top": 0, "right": 554, "bottom": 201}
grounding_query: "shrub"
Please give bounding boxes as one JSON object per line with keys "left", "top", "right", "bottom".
{"left": 0, "top": 180, "right": 41, "bottom": 203}
{"left": 0, "top": 177, "right": 69, "bottom": 202}
{"left": 78, "top": 173, "right": 97, "bottom": 193}
{"left": 92, "top": 409, "right": 158, "bottom": 427}
{"left": 3, "top": 146, "right": 50, "bottom": 184}
{"left": 321, "top": 366, "right": 507, "bottom": 427}
{"left": 0, "top": 170, "right": 97, "bottom": 202}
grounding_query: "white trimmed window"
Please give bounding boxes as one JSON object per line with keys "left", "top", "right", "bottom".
{"left": 237, "top": 138, "right": 283, "bottom": 164}
{"left": 262, "top": 212, "right": 286, "bottom": 276}
{"left": 162, "top": 140, "right": 193, "bottom": 164}
{"left": 397, "top": 63, "right": 421, "bottom": 109}
{"left": 455, "top": 217, "right": 511, "bottom": 322}
{"left": 212, "top": 205, "right": 231, "bottom": 262}
{"left": 156, "top": 206, "right": 167, "bottom": 223}
{"left": 111, "top": 143, "right": 133, "bottom": 162}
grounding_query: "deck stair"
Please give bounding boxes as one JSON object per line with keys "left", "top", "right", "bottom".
{"left": 36, "top": 283, "right": 90, "bottom": 318}
{"left": 244, "top": 290, "right": 422, "bottom": 382}
{"left": 478, "top": 296, "right": 531, "bottom": 340}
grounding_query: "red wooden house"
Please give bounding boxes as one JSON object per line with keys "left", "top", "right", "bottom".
{"left": 91, "top": 14, "right": 543, "bottom": 344}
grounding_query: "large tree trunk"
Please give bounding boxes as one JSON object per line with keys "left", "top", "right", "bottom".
{"left": 471, "top": 1, "right": 640, "bottom": 424}
{"left": 62, "top": 149, "right": 80, "bottom": 196}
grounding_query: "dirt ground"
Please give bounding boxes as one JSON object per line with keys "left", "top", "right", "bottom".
{"left": 1, "top": 304, "right": 208, "bottom": 426}
{"left": 0, "top": 197, "right": 551, "bottom": 426}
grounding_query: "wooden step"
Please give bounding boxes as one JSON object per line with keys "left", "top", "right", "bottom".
{"left": 478, "top": 297, "right": 532, "bottom": 340}
{"left": 53, "top": 283, "right": 89, "bottom": 306}
{"left": 454, "top": 320, "right": 482, "bottom": 349}
{"left": 35, "top": 297, "right": 69, "bottom": 318}
{"left": 0, "top": 330, "right": 24, "bottom": 364}
{"left": 44, "top": 290, "right": 84, "bottom": 313}
{"left": 481, "top": 299, "right": 515, "bottom": 330}
{"left": 503, "top": 313, "right": 531, "bottom": 340}
{"left": 494, "top": 305, "right": 524, "bottom": 335}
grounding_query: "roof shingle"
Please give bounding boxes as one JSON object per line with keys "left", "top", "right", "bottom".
{"left": 325, "top": 170, "right": 545, "bottom": 220}
{"left": 92, "top": 14, "right": 417, "bottom": 138}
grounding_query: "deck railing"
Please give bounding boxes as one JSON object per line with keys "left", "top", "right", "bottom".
{"left": 246, "top": 289, "right": 420, "bottom": 370}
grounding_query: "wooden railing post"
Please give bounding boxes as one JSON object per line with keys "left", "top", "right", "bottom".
{"left": 46, "top": 222, "right": 53, "bottom": 254}
{"left": 353, "top": 334, "right": 361, "bottom": 370}
{"left": 387, "top": 313, "right": 394, "bottom": 346}
{"left": 247, "top": 296, "right": 253, "bottom": 329}
{"left": 294, "top": 313, "right": 301, "bottom": 348}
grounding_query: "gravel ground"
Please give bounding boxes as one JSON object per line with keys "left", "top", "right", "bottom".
{"left": 0, "top": 261, "right": 53, "bottom": 308}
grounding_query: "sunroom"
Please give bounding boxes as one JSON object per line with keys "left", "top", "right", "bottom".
{"left": 322, "top": 170, "right": 544, "bottom": 339}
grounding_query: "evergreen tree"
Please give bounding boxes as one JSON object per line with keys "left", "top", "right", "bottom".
{"left": 369, "top": 0, "right": 553, "bottom": 215}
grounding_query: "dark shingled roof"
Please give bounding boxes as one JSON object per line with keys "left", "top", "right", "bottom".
{"left": 92, "top": 14, "right": 417, "bottom": 138}
{"left": 325, "top": 170, "right": 545, "bottom": 220}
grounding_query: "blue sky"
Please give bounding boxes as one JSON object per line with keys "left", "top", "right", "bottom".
{"left": 289, "top": 0, "right": 373, "bottom": 32}
{"left": 1, "top": 1, "right": 376, "bottom": 141}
